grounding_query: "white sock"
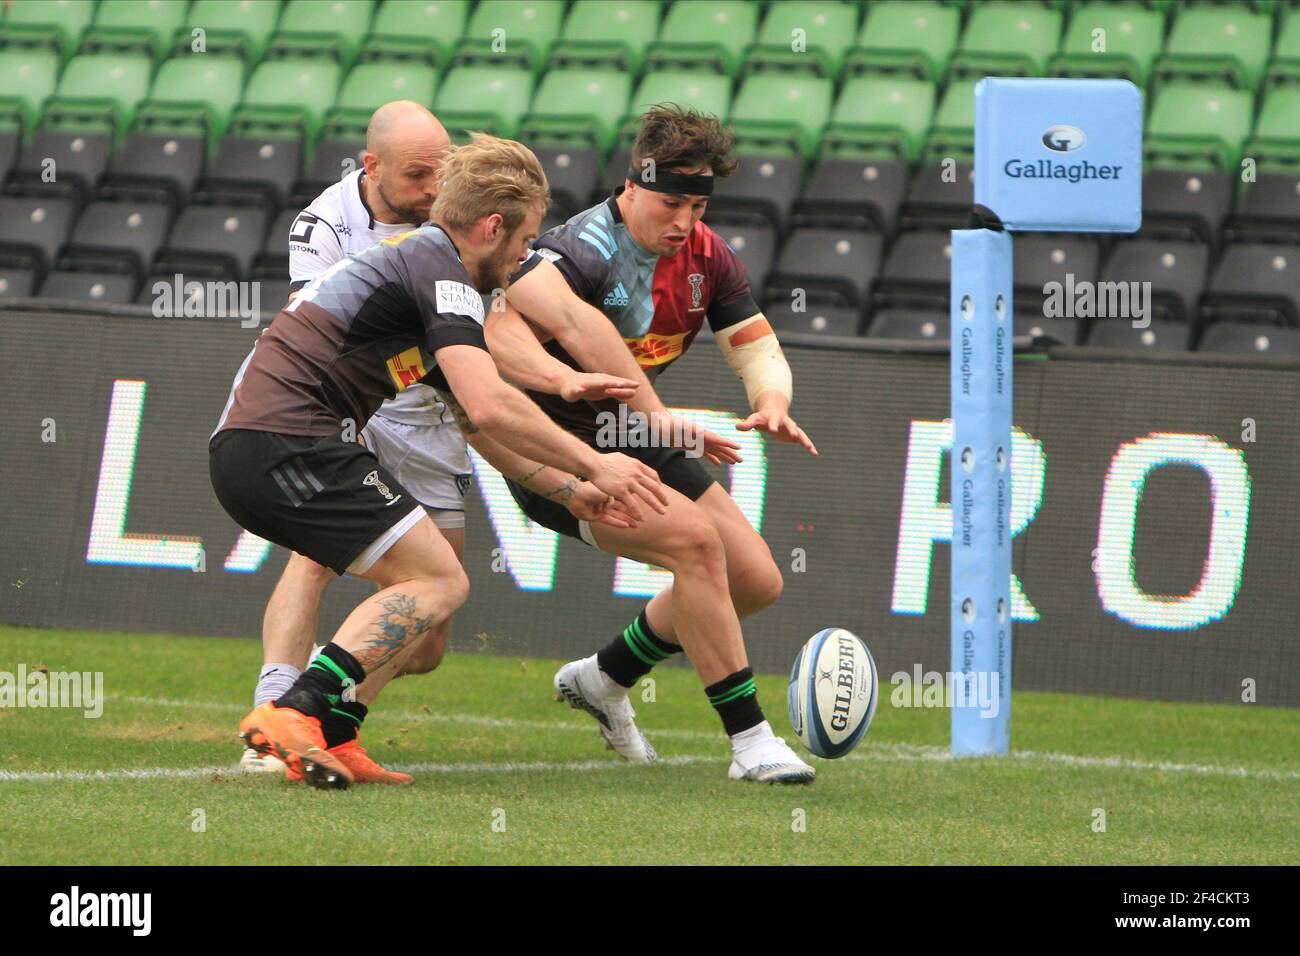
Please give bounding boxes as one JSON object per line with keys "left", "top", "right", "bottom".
{"left": 254, "top": 663, "right": 301, "bottom": 708}
{"left": 730, "top": 720, "right": 775, "bottom": 751}
{"left": 584, "top": 654, "right": 625, "bottom": 696}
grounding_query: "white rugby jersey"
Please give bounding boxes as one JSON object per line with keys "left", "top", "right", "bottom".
{"left": 288, "top": 169, "right": 452, "bottom": 426}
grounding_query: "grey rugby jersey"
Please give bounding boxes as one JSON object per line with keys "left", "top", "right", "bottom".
{"left": 215, "top": 224, "right": 486, "bottom": 438}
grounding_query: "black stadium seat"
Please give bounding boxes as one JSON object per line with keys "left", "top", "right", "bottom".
{"left": 296, "top": 137, "right": 364, "bottom": 200}
{"left": 0, "top": 264, "right": 38, "bottom": 298}
{"left": 38, "top": 269, "right": 137, "bottom": 304}
{"left": 1202, "top": 242, "right": 1300, "bottom": 326}
{"left": 707, "top": 153, "right": 801, "bottom": 234}
{"left": 1197, "top": 322, "right": 1300, "bottom": 355}
{"left": 1100, "top": 238, "right": 1208, "bottom": 324}
{"left": 1013, "top": 235, "right": 1101, "bottom": 291}
{"left": 1226, "top": 172, "right": 1300, "bottom": 244}
{"left": 879, "top": 230, "right": 951, "bottom": 290}
{"left": 796, "top": 157, "right": 909, "bottom": 234}
{"left": 763, "top": 295, "right": 863, "bottom": 337}
{"left": 1141, "top": 168, "right": 1232, "bottom": 244}
{"left": 65, "top": 199, "right": 171, "bottom": 276}
{"left": 105, "top": 132, "right": 205, "bottom": 205}
{"left": 254, "top": 207, "right": 298, "bottom": 277}
{"left": 533, "top": 145, "right": 598, "bottom": 220}
{"left": 13, "top": 129, "right": 113, "bottom": 196}
{"left": 0, "top": 126, "right": 18, "bottom": 183}
{"left": 0, "top": 194, "right": 77, "bottom": 272}
{"left": 1014, "top": 315, "right": 1079, "bottom": 345}
{"left": 901, "top": 160, "right": 974, "bottom": 230}
{"left": 598, "top": 146, "right": 632, "bottom": 198}
{"left": 157, "top": 204, "right": 270, "bottom": 280}
{"left": 1085, "top": 319, "right": 1193, "bottom": 352}
{"left": 866, "top": 307, "right": 949, "bottom": 341}
{"left": 715, "top": 222, "right": 776, "bottom": 290}
{"left": 200, "top": 134, "right": 302, "bottom": 208}
{"left": 767, "top": 227, "right": 883, "bottom": 309}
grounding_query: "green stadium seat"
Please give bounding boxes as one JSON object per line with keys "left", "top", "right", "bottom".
{"left": 729, "top": 73, "right": 832, "bottom": 158}
{"left": 744, "top": 1, "right": 860, "bottom": 78}
{"left": 0, "top": 0, "right": 96, "bottom": 59}
{"left": 924, "top": 77, "right": 978, "bottom": 161}
{"left": 823, "top": 76, "right": 935, "bottom": 163}
{"left": 1270, "top": 7, "right": 1300, "bottom": 81}
{"left": 42, "top": 52, "right": 153, "bottom": 140}
{"left": 1145, "top": 85, "right": 1254, "bottom": 171}
{"left": 81, "top": 0, "right": 191, "bottom": 61}
{"left": 645, "top": 0, "right": 758, "bottom": 77}
{"left": 321, "top": 61, "right": 439, "bottom": 140}
{"left": 231, "top": 57, "right": 343, "bottom": 145}
{"left": 0, "top": 48, "right": 61, "bottom": 133}
{"left": 135, "top": 53, "right": 247, "bottom": 144}
{"left": 518, "top": 68, "right": 632, "bottom": 152}
{"left": 1154, "top": 6, "right": 1271, "bottom": 91}
{"left": 179, "top": 0, "right": 284, "bottom": 63}
{"left": 266, "top": 0, "right": 376, "bottom": 66}
{"left": 454, "top": 0, "right": 566, "bottom": 74}
{"left": 949, "top": 1, "right": 1063, "bottom": 78}
{"left": 843, "top": 1, "right": 961, "bottom": 82}
{"left": 627, "top": 71, "right": 731, "bottom": 119}
{"left": 547, "top": 0, "right": 660, "bottom": 73}
{"left": 1050, "top": 2, "right": 1166, "bottom": 84}
{"left": 434, "top": 65, "right": 534, "bottom": 138}
{"left": 1244, "top": 87, "right": 1300, "bottom": 171}
{"left": 361, "top": 0, "right": 470, "bottom": 65}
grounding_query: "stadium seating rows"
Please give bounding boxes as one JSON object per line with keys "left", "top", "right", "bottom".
{"left": 1, "top": 0, "right": 1299, "bottom": 356}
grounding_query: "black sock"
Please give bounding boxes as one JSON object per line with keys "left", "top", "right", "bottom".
{"left": 706, "top": 667, "right": 764, "bottom": 736}
{"left": 596, "top": 609, "right": 681, "bottom": 687}
{"left": 320, "top": 700, "right": 367, "bottom": 749}
{"left": 274, "top": 644, "right": 366, "bottom": 722}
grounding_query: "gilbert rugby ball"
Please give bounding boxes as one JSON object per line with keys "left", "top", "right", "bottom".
{"left": 787, "top": 628, "right": 879, "bottom": 758}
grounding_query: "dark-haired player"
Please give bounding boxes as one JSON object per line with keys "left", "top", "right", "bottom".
{"left": 487, "top": 106, "right": 820, "bottom": 783}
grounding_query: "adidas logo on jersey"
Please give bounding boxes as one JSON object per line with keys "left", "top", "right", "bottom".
{"left": 603, "top": 283, "right": 630, "bottom": 308}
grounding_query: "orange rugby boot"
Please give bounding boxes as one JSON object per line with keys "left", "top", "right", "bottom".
{"left": 239, "top": 701, "right": 354, "bottom": 790}
{"left": 286, "top": 736, "right": 413, "bottom": 786}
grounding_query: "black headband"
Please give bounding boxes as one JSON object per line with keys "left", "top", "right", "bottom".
{"left": 626, "top": 166, "right": 715, "bottom": 196}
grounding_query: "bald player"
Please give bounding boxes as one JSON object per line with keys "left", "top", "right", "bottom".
{"left": 240, "top": 102, "right": 463, "bottom": 773}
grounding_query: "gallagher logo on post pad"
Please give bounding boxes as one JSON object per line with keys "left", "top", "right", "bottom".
{"left": 1041, "top": 124, "right": 1086, "bottom": 152}
{"left": 974, "top": 77, "right": 1142, "bottom": 233}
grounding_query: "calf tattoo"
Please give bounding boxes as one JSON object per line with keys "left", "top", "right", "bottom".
{"left": 353, "top": 592, "right": 434, "bottom": 671}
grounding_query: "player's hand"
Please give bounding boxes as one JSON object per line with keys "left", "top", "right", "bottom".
{"left": 559, "top": 372, "right": 640, "bottom": 403}
{"left": 657, "top": 413, "right": 743, "bottom": 466}
{"left": 564, "top": 482, "right": 641, "bottom": 529}
{"left": 587, "top": 452, "right": 669, "bottom": 519}
{"left": 736, "top": 409, "right": 819, "bottom": 456}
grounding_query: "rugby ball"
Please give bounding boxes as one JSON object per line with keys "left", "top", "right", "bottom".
{"left": 787, "top": 628, "right": 879, "bottom": 758}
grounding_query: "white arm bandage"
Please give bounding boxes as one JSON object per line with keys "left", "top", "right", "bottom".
{"left": 717, "top": 315, "right": 794, "bottom": 409}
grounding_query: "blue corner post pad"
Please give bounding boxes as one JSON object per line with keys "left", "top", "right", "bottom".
{"left": 974, "top": 77, "right": 1143, "bottom": 233}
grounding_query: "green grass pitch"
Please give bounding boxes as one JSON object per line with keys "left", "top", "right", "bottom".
{"left": 1, "top": 625, "right": 1297, "bottom": 865}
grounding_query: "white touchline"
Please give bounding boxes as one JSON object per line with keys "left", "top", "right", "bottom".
{"left": 1, "top": 694, "right": 1292, "bottom": 784}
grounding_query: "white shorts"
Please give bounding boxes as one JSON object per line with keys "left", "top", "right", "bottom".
{"left": 361, "top": 414, "right": 472, "bottom": 529}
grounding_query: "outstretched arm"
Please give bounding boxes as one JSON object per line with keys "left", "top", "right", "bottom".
{"left": 717, "top": 313, "right": 818, "bottom": 456}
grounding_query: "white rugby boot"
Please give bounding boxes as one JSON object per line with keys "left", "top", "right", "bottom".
{"left": 728, "top": 721, "right": 816, "bottom": 784}
{"left": 554, "top": 655, "right": 658, "bottom": 763}
{"left": 239, "top": 746, "right": 287, "bottom": 774}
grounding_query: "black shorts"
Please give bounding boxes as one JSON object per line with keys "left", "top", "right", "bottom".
{"left": 209, "top": 428, "right": 424, "bottom": 575}
{"left": 505, "top": 444, "right": 716, "bottom": 546}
